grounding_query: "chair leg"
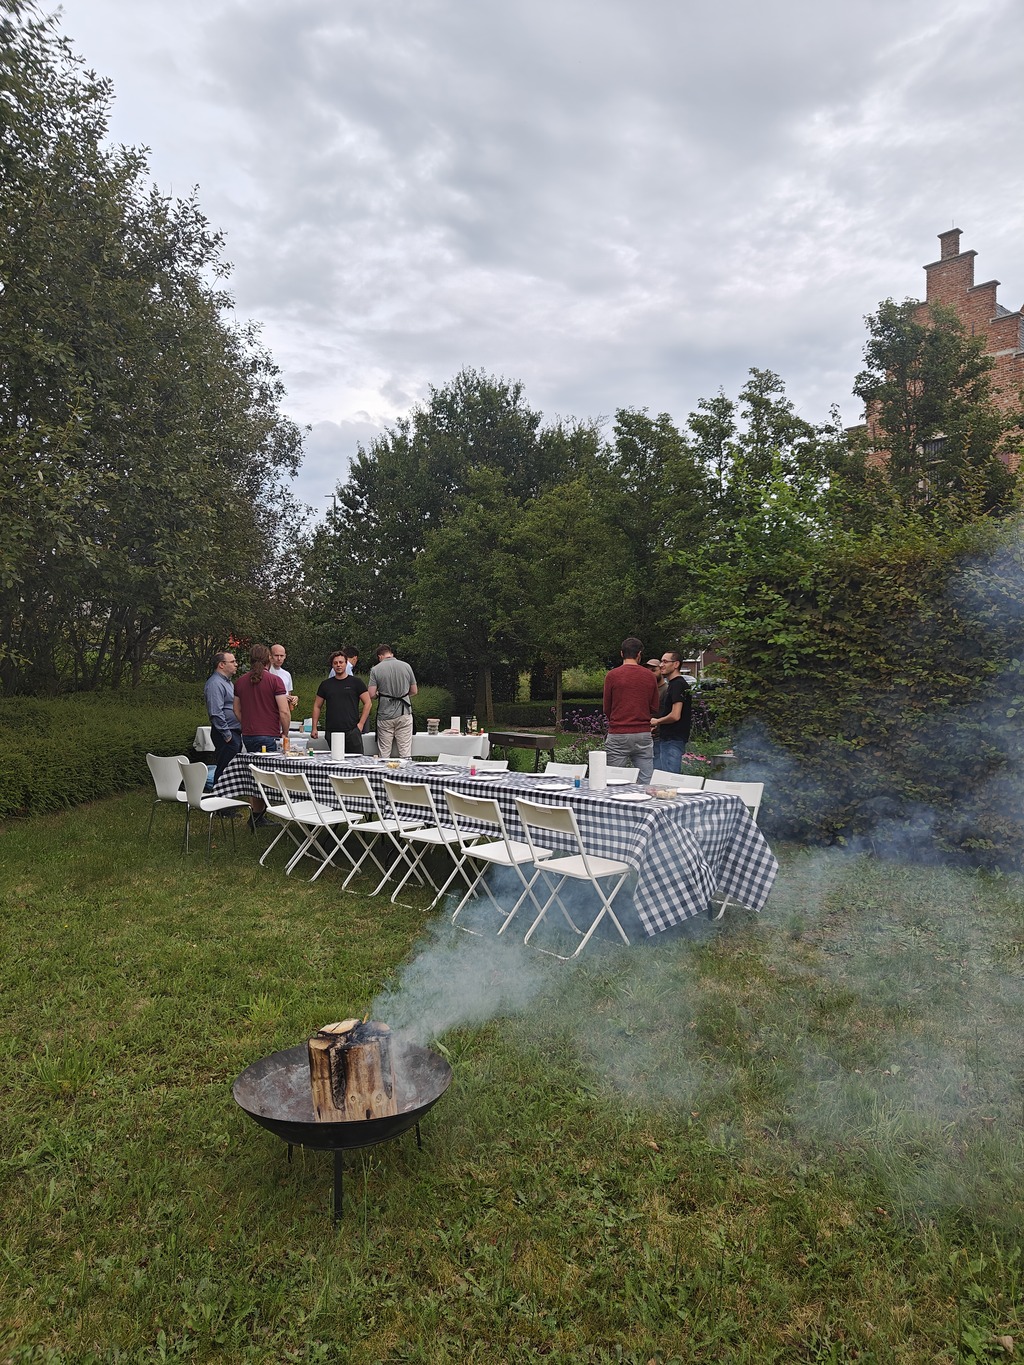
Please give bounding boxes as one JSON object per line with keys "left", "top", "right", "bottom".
{"left": 147, "top": 800, "right": 158, "bottom": 839}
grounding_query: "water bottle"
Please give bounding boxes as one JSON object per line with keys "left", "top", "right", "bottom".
{"left": 469, "top": 762, "right": 478, "bottom": 777}
{"left": 574, "top": 775, "right": 581, "bottom": 791}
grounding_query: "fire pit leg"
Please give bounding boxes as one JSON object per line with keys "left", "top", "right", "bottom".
{"left": 287, "top": 1143, "right": 293, "bottom": 1164}
{"left": 415, "top": 1122, "right": 423, "bottom": 1150}
{"left": 332, "top": 1148, "right": 344, "bottom": 1221}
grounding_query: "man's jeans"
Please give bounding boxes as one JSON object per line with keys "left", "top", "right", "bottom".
{"left": 605, "top": 732, "right": 655, "bottom": 785}
{"left": 652, "top": 737, "right": 686, "bottom": 776}
{"left": 212, "top": 727, "right": 242, "bottom": 782}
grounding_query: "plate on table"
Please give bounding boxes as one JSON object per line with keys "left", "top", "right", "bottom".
{"left": 606, "top": 776, "right": 636, "bottom": 785}
{"left": 528, "top": 778, "right": 574, "bottom": 792}
{"left": 606, "top": 790, "right": 652, "bottom": 803}
{"left": 462, "top": 770, "right": 507, "bottom": 780}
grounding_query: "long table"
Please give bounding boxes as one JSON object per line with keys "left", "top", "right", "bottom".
{"left": 215, "top": 754, "right": 778, "bottom": 936}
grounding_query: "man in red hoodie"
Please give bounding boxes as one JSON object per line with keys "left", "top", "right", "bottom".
{"left": 602, "top": 636, "right": 660, "bottom": 784}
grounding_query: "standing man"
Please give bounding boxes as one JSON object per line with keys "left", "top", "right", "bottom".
{"left": 368, "top": 644, "right": 418, "bottom": 760}
{"left": 603, "top": 636, "right": 659, "bottom": 784}
{"left": 650, "top": 650, "right": 693, "bottom": 775}
{"left": 204, "top": 650, "right": 242, "bottom": 782}
{"left": 233, "top": 644, "right": 291, "bottom": 753}
{"left": 311, "top": 650, "right": 371, "bottom": 755}
{"left": 269, "top": 643, "right": 298, "bottom": 713}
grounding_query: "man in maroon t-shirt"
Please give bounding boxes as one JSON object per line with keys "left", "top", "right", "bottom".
{"left": 602, "top": 636, "right": 660, "bottom": 784}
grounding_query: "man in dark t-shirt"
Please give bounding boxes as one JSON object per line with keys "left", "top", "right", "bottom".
{"left": 311, "top": 651, "right": 372, "bottom": 756}
{"left": 650, "top": 650, "right": 692, "bottom": 775}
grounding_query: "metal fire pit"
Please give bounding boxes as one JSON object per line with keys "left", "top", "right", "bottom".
{"left": 233, "top": 1041, "right": 452, "bottom": 1220}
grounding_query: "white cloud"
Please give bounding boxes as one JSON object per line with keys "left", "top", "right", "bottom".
{"left": 55, "top": 0, "right": 1024, "bottom": 507}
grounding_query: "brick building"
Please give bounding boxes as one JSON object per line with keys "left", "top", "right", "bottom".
{"left": 859, "top": 229, "right": 1024, "bottom": 470}
{"left": 917, "top": 228, "right": 1024, "bottom": 416}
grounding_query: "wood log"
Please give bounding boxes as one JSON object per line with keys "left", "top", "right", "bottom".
{"left": 307, "top": 1019, "right": 398, "bottom": 1122}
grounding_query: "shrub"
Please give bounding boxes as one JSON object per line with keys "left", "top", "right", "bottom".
{"left": 0, "top": 686, "right": 207, "bottom": 819}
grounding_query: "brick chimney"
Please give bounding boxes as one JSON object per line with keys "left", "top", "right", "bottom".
{"left": 938, "top": 228, "right": 962, "bottom": 260}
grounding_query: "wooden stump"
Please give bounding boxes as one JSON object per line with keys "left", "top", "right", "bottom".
{"left": 308, "top": 1020, "right": 398, "bottom": 1122}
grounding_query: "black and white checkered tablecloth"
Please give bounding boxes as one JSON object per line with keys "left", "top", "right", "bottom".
{"left": 215, "top": 755, "right": 778, "bottom": 935}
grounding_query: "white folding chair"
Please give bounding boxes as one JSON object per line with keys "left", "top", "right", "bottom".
{"left": 274, "top": 770, "right": 365, "bottom": 881}
{"left": 177, "top": 760, "right": 250, "bottom": 854}
{"left": 702, "top": 779, "right": 763, "bottom": 821}
{"left": 514, "top": 798, "right": 632, "bottom": 959}
{"left": 606, "top": 767, "right": 640, "bottom": 784}
{"left": 250, "top": 767, "right": 312, "bottom": 866}
{"left": 146, "top": 753, "right": 189, "bottom": 837}
{"left": 702, "top": 779, "right": 765, "bottom": 919}
{"left": 437, "top": 753, "right": 509, "bottom": 771}
{"left": 651, "top": 770, "right": 705, "bottom": 789}
{"left": 327, "top": 773, "right": 427, "bottom": 894}
{"left": 381, "top": 779, "right": 477, "bottom": 908}
{"left": 443, "top": 789, "right": 551, "bottom": 934}
{"left": 543, "top": 761, "right": 587, "bottom": 780}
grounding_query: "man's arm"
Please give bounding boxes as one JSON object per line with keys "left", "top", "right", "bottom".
{"left": 409, "top": 681, "right": 418, "bottom": 696}
{"left": 652, "top": 701, "right": 683, "bottom": 729}
{"left": 232, "top": 695, "right": 242, "bottom": 727}
{"left": 276, "top": 694, "right": 291, "bottom": 735}
{"left": 357, "top": 690, "right": 372, "bottom": 730}
{"left": 311, "top": 695, "right": 324, "bottom": 736}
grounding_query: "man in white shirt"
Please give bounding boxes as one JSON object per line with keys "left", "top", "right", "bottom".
{"left": 269, "top": 643, "right": 298, "bottom": 712}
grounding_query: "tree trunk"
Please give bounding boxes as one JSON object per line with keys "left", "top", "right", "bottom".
{"left": 553, "top": 666, "right": 563, "bottom": 730}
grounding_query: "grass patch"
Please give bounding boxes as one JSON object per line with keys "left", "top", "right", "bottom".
{"left": 1, "top": 799, "right": 1023, "bottom": 1362}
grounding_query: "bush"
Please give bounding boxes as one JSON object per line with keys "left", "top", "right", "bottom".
{"left": 703, "top": 510, "right": 1024, "bottom": 869}
{"left": 0, "top": 685, "right": 207, "bottom": 820}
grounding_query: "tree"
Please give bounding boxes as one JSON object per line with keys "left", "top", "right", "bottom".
{"left": 853, "top": 299, "right": 1021, "bottom": 516}
{"left": 0, "top": 1, "right": 302, "bottom": 691}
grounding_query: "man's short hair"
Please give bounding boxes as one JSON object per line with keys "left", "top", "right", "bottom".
{"left": 375, "top": 644, "right": 393, "bottom": 659}
{"left": 621, "top": 637, "right": 643, "bottom": 659}
{"left": 213, "top": 651, "right": 231, "bottom": 668}
{"left": 662, "top": 650, "right": 681, "bottom": 665}
{"left": 345, "top": 645, "right": 359, "bottom": 659}
{"left": 330, "top": 650, "right": 346, "bottom": 668}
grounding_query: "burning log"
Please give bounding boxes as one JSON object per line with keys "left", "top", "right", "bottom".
{"left": 307, "top": 1019, "right": 398, "bottom": 1123}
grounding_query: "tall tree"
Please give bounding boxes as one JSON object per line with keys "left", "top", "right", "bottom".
{"left": 853, "top": 298, "right": 1021, "bottom": 516}
{"left": 0, "top": 1, "right": 302, "bottom": 691}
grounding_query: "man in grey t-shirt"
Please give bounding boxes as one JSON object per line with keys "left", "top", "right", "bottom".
{"left": 368, "top": 644, "right": 418, "bottom": 759}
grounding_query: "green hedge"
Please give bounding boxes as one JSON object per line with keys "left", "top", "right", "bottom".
{"left": 0, "top": 687, "right": 207, "bottom": 820}
{"left": 707, "top": 513, "right": 1024, "bottom": 869}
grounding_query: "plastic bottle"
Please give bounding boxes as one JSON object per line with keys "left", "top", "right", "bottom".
{"left": 469, "top": 762, "right": 478, "bottom": 777}
{"left": 574, "top": 775, "right": 581, "bottom": 791}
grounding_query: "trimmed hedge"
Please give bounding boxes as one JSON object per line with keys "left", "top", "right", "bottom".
{"left": 0, "top": 686, "right": 207, "bottom": 820}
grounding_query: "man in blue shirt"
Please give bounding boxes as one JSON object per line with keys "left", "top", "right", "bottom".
{"left": 204, "top": 650, "right": 242, "bottom": 781}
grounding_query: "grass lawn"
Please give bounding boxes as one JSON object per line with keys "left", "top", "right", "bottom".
{"left": 1, "top": 790, "right": 1023, "bottom": 1363}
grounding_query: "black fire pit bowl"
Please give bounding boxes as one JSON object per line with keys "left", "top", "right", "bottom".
{"left": 232, "top": 1041, "right": 453, "bottom": 1219}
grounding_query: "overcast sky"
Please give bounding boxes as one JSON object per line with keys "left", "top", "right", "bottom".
{"left": 52, "top": 0, "right": 1024, "bottom": 511}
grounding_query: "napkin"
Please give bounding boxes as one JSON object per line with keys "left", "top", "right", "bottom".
{"left": 330, "top": 732, "right": 345, "bottom": 760}
{"left": 588, "top": 749, "right": 607, "bottom": 791}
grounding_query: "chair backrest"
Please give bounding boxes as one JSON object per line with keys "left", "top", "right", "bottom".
{"left": 328, "top": 772, "right": 386, "bottom": 823}
{"left": 177, "top": 759, "right": 210, "bottom": 808}
{"left": 382, "top": 778, "right": 444, "bottom": 830}
{"left": 544, "top": 761, "right": 587, "bottom": 779}
{"left": 514, "top": 796, "right": 578, "bottom": 839}
{"left": 702, "top": 778, "right": 763, "bottom": 821}
{"left": 308, "top": 737, "right": 330, "bottom": 751}
{"left": 608, "top": 768, "right": 640, "bottom": 784}
{"left": 274, "top": 768, "right": 321, "bottom": 818}
{"left": 147, "top": 752, "right": 188, "bottom": 801}
{"left": 443, "top": 789, "right": 508, "bottom": 851}
{"left": 652, "top": 770, "right": 704, "bottom": 790}
{"left": 436, "top": 753, "right": 508, "bottom": 770}
{"left": 251, "top": 766, "right": 287, "bottom": 809}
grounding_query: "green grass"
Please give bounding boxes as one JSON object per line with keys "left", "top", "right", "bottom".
{"left": 1, "top": 795, "right": 1023, "bottom": 1363}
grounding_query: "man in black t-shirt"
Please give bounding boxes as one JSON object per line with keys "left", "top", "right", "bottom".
{"left": 650, "top": 650, "right": 692, "bottom": 775}
{"left": 310, "top": 651, "right": 372, "bottom": 756}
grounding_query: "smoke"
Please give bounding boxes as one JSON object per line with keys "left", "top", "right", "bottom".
{"left": 370, "top": 911, "right": 552, "bottom": 1047}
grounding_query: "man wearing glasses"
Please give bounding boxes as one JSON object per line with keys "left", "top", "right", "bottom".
{"left": 650, "top": 651, "right": 693, "bottom": 775}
